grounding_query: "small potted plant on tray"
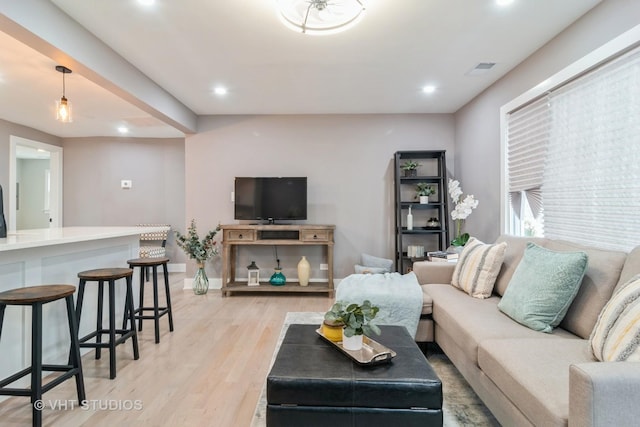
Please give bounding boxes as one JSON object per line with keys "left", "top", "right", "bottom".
{"left": 324, "top": 300, "right": 380, "bottom": 351}
{"left": 415, "top": 183, "right": 435, "bottom": 204}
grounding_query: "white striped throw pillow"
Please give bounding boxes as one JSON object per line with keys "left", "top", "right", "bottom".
{"left": 590, "top": 274, "right": 640, "bottom": 362}
{"left": 451, "top": 237, "right": 507, "bottom": 299}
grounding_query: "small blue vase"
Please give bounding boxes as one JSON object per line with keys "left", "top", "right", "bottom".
{"left": 270, "top": 268, "right": 286, "bottom": 286}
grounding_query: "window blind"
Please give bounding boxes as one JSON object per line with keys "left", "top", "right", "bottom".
{"left": 506, "top": 96, "right": 550, "bottom": 218}
{"left": 542, "top": 46, "right": 640, "bottom": 251}
{"left": 505, "top": 44, "right": 640, "bottom": 251}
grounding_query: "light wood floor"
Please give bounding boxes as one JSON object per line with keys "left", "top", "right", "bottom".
{"left": 0, "top": 274, "right": 333, "bottom": 426}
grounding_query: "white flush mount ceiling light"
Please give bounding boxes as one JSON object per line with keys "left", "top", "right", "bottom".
{"left": 277, "top": 0, "right": 366, "bottom": 35}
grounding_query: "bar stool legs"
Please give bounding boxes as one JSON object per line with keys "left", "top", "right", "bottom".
{"left": 0, "top": 285, "right": 85, "bottom": 427}
{"left": 128, "top": 257, "right": 174, "bottom": 344}
{"left": 76, "top": 268, "right": 139, "bottom": 380}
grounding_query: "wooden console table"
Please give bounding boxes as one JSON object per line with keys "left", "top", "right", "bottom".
{"left": 220, "top": 224, "right": 335, "bottom": 297}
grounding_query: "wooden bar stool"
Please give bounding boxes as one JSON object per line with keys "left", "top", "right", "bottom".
{"left": 0, "top": 285, "right": 86, "bottom": 427}
{"left": 75, "top": 268, "right": 139, "bottom": 380}
{"left": 126, "top": 257, "right": 174, "bottom": 344}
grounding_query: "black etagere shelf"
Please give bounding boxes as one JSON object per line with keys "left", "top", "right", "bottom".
{"left": 394, "top": 150, "right": 450, "bottom": 273}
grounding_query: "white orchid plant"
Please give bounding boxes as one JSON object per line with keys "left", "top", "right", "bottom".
{"left": 448, "top": 179, "right": 479, "bottom": 246}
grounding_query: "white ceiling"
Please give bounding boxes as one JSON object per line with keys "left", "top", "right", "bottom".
{"left": 0, "top": 0, "right": 601, "bottom": 138}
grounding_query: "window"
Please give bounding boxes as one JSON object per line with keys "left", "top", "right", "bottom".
{"left": 502, "top": 27, "right": 640, "bottom": 251}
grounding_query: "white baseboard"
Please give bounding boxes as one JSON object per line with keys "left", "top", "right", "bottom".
{"left": 168, "top": 263, "right": 186, "bottom": 273}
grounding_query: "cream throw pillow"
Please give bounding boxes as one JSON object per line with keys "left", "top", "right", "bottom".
{"left": 451, "top": 237, "right": 507, "bottom": 299}
{"left": 590, "top": 274, "right": 640, "bottom": 362}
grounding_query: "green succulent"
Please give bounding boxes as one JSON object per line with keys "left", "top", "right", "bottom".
{"left": 324, "top": 300, "right": 381, "bottom": 337}
{"left": 415, "top": 182, "right": 435, "bottom": 197}
{"left": 401, "top": 160, "right": 420, "bottom": 171}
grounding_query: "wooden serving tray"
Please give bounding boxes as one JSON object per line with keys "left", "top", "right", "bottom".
{"left": 315, "top": 328, "right": 396, "bottom": 365}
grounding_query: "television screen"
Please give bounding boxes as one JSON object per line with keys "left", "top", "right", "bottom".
{"left": 234, "top": 177, "right": 307, "bottom": 222}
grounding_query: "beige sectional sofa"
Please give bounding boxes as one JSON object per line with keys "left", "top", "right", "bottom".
{"left": 412, "top": 235, "right": 640, "bottom": 427}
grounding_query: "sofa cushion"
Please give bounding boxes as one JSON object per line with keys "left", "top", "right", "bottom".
{"left": 493, "top": 235, "right": 548, "bottom": 296}
{"left": 478, "top": 338, "right": 594, "bottom": 427}
{"left": 543, "top": 240, "right": 627, "bottom": 339}
{"left": 425, "top": 284, "right": 578, "bottom": 365}
{"left": 590, "top": 274, "right": 640, "bottom": 361}
{"left": 451, "top": 237, "right": 507, "bottom": 299}
{"left": 616, "top": 245, "right": 640, "bottom": 293}
{"left": 360, "top": 253, "right": 393, "bottom": 272}
{"left": 354, "top": 265, "right": 388, "bottom": 274}
{"left": 498, "top": 243, "right": 588, "bottom": 333}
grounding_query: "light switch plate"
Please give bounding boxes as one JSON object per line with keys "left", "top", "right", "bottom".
{"left": 121, "top": 180, "right": 132, "bottom": 189}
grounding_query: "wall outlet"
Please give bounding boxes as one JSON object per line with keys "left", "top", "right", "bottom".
{"left": 121, "top": 180, "right": 132, "bottom": 189}
{"left": 320, "top": 263, "right": 328, "bottom": 271}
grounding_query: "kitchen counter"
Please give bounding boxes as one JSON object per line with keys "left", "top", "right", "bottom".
{"left": 0, "top": 226, "right": 162, "bottom": 251}
{"left": 0, "top": 226, "right": 162, "bottom": 394}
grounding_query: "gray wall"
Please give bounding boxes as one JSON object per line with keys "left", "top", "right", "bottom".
{"left": 16, "top": 159, "right": 50, "bottom": 229}
{"left": 0, "top": 118, "right": 62, "bottom": 228}
{"left": 454, "top": 0, "right": 640, "bottom": 243}
{"left": 186, "top": 114, "right": 455, "bottom": 279}
{"left": 62, "top": 137, "right": 186, "bottom": 262}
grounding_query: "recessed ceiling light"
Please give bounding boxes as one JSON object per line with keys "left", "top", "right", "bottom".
{"left": 496, "top": 0, "right": 514, "bottom": 6}
{"left": 422, "top": 85, "right": 436, "bottom": 94}
{"left": 138, "top": 0, "right": 156, "bottom": 5}
{"left": 214, "top": 87, "right": 228, "bottom": 96}
{"left": 118, "top": 126, "right": 129, "bottom": 134}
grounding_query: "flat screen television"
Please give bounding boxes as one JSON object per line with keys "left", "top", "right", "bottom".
{"left": 234, "top": 177, "right": 307, "bottom": 222}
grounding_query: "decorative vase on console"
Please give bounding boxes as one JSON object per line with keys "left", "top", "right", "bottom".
{"left": 270, "top": 268, "right": 286, "bottom": 286}
{"left": 270, "top": 258, "right": 286, "bottom": 286}
{"left": 175, "top": 219, "right": 221, "bottom": 295}
{"left": 297, "top": 256, "right": 310, "bottom": 286}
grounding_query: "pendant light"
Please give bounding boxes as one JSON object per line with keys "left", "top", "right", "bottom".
{"left": 55, "top": 65, "right": 73, "bottom": 123}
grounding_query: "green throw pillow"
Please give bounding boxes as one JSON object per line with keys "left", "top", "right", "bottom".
{"left": 498, "top": 242, "right": 588, "bottom": 333}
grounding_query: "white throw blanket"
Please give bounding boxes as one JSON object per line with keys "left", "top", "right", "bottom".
{"left": 335, "top": 272, "right": 423, "bottom": 338}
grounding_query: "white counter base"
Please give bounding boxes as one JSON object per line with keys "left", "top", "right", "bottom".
{"left": 0, "top": 227, "right": 155, "bottom": 399}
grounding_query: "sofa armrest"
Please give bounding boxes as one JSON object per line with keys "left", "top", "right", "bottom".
{"left": 569, "top": 362, "right": 640, "bottom": 427}
{"left": 412, "top": 261, "right": 456, "bottom": 285}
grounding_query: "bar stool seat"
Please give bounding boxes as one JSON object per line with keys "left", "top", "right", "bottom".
{"left": 0, "top": 285, "right": 85, "bottom": 427}
{"left": 126, "top": 257, "right": 174, "bottom": 344}
{"left": 75, "top": 268, "right": 139, "bottom": 380}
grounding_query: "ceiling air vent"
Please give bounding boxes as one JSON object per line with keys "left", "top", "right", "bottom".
{"left": 466, "top": 62, "right": 496, "bottom": 76}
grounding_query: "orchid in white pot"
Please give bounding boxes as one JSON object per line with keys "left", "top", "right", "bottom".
{"left": 448, "top": 179, "right": 479, "bottom": 247}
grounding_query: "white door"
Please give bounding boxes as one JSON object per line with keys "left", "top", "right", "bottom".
{"left": 9, "top": 136, "right": 63, "bottom": 231}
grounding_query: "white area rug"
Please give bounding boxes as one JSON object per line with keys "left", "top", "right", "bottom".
{"left": 250, "top": 312, "right": 498, "bottom": 427}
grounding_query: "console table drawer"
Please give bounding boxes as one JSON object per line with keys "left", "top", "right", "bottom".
{"left": 225, "top": 229, "right": 256, "bottom": 242}
{"left": 300, "top": 230, "right": 330, "bottom": 242}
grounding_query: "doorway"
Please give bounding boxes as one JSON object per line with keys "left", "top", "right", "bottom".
{"left": 9, "top": 136, "right": 63, "bottom": 231}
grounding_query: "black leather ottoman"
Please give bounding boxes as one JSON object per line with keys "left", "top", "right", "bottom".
{"left": 267, "top": 324, "right": 442, "bottom": 427}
